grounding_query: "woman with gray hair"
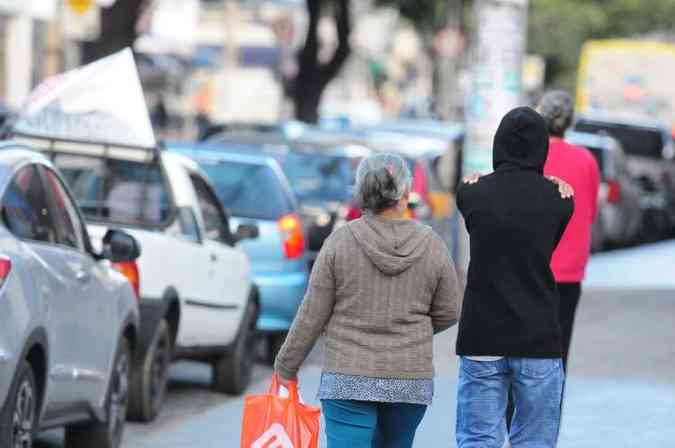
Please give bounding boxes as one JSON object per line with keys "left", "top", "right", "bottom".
{"left": 275, "top": 153, "right": 462, "bottom": 447}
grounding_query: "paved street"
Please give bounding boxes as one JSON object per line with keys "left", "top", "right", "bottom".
{"left": 37, "top": 240, "right": 675, "bottom": 447}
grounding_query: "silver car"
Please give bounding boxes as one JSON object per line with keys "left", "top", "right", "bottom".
{"left": 0, "top": 146, "right": 140, "bottom": 448}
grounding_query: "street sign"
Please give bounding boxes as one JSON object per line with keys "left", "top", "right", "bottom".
{"left": 67, "top": 0, "right": 94, "bottom": 15}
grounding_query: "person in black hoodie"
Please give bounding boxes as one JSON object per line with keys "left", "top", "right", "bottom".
{"left": 455, "top": 107, "right": 574, "bottom": 448}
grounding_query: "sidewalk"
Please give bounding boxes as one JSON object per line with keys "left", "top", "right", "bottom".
{"left": 585, "top": 240, "right": 675, "bottom": 289}
{"left": 123, "top": 241, "right": 675, "bottom": 447}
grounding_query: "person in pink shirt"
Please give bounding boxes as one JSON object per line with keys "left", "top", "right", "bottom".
{"left": 539, "top": 90, "right": 601, "bottom": 371}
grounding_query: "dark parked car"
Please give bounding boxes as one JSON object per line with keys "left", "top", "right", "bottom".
{"left": 574, "top": 115, "right": 675, "bottom": 234}
{"left": 565, "top": 131, "right": 643, "bottom": 249}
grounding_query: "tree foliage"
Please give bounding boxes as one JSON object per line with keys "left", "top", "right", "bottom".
{"left": 85, "top": 0, "right": 675, "bottom": 120}
{"left": 375, "top": 0, "right": 451, "bottom": 33}
{"left": 528, "top": 0, "right": 675, "bottom": 90}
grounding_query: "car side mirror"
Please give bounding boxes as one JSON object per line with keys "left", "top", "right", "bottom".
{"left": 234, "top": 223, "right": 259, "bottom": 243}
{"left": 102, "top": 229, "right": 141, "bottom": 262}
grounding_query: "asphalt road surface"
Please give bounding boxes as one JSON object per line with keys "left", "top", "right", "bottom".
{"left": 37, "top": 240, "right": 675, "bottom": 447}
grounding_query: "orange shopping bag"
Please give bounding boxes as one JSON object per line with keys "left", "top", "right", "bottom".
{"left": 240, "top": 374, "right": 320, "bottom": 448}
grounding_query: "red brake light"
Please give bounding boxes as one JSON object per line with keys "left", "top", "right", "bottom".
{"left": 278, "top": 214, "right": 305, "bottom": 259}
{"left": 0, "top": 258, "right": 11, "bottom": 285}
{"left": 606, "top": 180, "right": 622, "bottom": 204}
{"left": 112, "top": 261, "right": 140, "bottom": 299}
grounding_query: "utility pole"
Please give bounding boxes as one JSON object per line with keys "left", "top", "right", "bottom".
{"left": 435, "top": 0, "right": 465, "bottom": 121}
{"left": 457, "top": 0, "right": 529, "bottom": 268}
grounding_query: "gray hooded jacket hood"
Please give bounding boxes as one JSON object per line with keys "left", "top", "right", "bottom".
{"left": 347, "top": 214, "right": 434, "bottom": 276}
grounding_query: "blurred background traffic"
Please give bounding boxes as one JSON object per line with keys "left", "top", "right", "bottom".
{"left": 2, "top": 0, "right": 674, "bottom": 251}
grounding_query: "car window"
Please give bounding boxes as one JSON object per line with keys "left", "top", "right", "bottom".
{"left": 574, "top": 121, "right": 664, "bottom": 159}
{"left": 1, "top": 165, "right": 56, "bottom": 244}
{"left": 53, "top": 154, "right": 172, "bottom": 227}
{"left": 199, "top": 161, "right": 293, "bottom": 220}
{"left": 190, "top": 174, "right": 230, "bottom": 243}
{"left": 177, "top": 207, "right": 201, "bottom": 243}
{"left": 41, "top": 167, "right": 86, "bottom": 251}
{"left": 280, "top": 152, "right": 354, "bottom": 202}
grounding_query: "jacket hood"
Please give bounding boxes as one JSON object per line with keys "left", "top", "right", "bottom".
{"left": 493, "top": 107, "right": 550, "bottom": 173}
{"left": 348, "top": 214, "right": 433, "bottom": 276}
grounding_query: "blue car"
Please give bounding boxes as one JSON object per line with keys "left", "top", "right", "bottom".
{"left": 169, "top": 144, "right": 309, "bottom": 361}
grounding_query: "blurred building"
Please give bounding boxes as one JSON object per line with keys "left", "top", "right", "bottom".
{"left": 0, "top": 0, "right": 111, "bottom": 112}
{"left": 0, "top": 1, "right": 58, "bottom": 110}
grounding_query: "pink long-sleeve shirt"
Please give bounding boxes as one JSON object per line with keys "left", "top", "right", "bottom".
{"left": 544, "top": 138, "right": 601, "bottom": 283}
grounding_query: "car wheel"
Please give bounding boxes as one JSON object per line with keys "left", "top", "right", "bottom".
{"left": 212, "top": 300, "right": 258, "bottom": 395}
{"left": 127, "top": 319, "right": 171, "bottom": 422}
{"left": 65, "top": 338, "right": 131, "bottom": 448}
{"left": 0, "top": 361, "right": 38, "bottom": 448}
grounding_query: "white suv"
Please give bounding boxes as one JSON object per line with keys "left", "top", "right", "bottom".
{"left": 15, "top": 136, "right": 260, "bottom": 422}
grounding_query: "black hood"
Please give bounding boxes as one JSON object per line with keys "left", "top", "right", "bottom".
{"left": 493, "top": 107, "right": 549, "bottom": 173}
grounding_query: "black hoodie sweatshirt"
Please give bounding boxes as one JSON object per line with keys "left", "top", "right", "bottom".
{"left": 456, "top": 107, "right": 574, "bottom": 358}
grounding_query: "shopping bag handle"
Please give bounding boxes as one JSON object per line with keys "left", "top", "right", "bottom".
{"left": 269, "top": 373, "right": 300, "bottom": 402}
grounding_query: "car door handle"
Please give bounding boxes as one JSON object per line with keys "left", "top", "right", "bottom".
{"left": 210, "top": 253, "right": 218, "bottom": 262}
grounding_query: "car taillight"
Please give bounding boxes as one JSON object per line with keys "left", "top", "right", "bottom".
{"left": 278, "top": 214, "right": 305, "bottom": 259}
{"left": 112, "top": 261, "right": 140, "bottom": 299}
{"left": 607, "top": 180, "right": 622, "bottom": 204}
{"left": 0, "top": 257, "right": 11, "bottom": 287}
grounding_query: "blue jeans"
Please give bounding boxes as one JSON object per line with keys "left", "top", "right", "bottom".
{"left": 321, "top": 399, "right": 427, "bottom": 448}
{"left": 456, "top": 357, "right": 564, "bottom": 448}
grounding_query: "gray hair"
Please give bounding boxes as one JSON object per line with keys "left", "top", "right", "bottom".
{"left": 538, "top": 90, "right": 575, "bottom": 137}
{"left": 355, "top": 153, "right": 412, "bottom": 212}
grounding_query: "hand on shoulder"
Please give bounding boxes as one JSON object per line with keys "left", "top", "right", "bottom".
{"left": 545, "top": 175, "right": 574, "bottom": 199}
{"left": 463, "top": 172, "right": 482, "bottom": 185}
{"left": 462, "top": 172, "right": 573, "bottom": 199}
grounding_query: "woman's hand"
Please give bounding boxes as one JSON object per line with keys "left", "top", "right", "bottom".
{"left": 277, "top": 375, "right": 297, "bottom": 390}
{"left": 463, "top": 173, "right": 482, "bottom": 184}
{"left": 546, "top": 175, "right": 574, "bottom": 199}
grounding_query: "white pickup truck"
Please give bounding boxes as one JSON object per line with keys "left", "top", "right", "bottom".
{"left": 15, "top": 135, "right": 260, "bottom": 422}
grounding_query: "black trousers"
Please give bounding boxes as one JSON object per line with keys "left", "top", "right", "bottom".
{"left": 507, "top": 282, "right": 582, "bottom": 428}
{"left": 557, "top": 282, "right": 582, "bottom": 371}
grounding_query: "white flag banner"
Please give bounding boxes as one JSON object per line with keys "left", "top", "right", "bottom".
{"left": 14, "top": 48, "right": 156, "bottom": 149}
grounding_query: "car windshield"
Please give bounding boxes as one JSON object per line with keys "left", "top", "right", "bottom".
{"left": 199, "top": 161, "right": 293, "bottom": 221}
{"left": 280, "top": 152, "right": 355, "bottom": 203}
{"left": 53, "top": 155, "right": 172, "bottom": 227}
{"left": 575, "top": 121, "right": 664, "bottom": 159}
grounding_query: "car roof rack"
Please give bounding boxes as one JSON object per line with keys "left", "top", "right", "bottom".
{"left": 9, "top": 132, "right": 161, "bottom": 164}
